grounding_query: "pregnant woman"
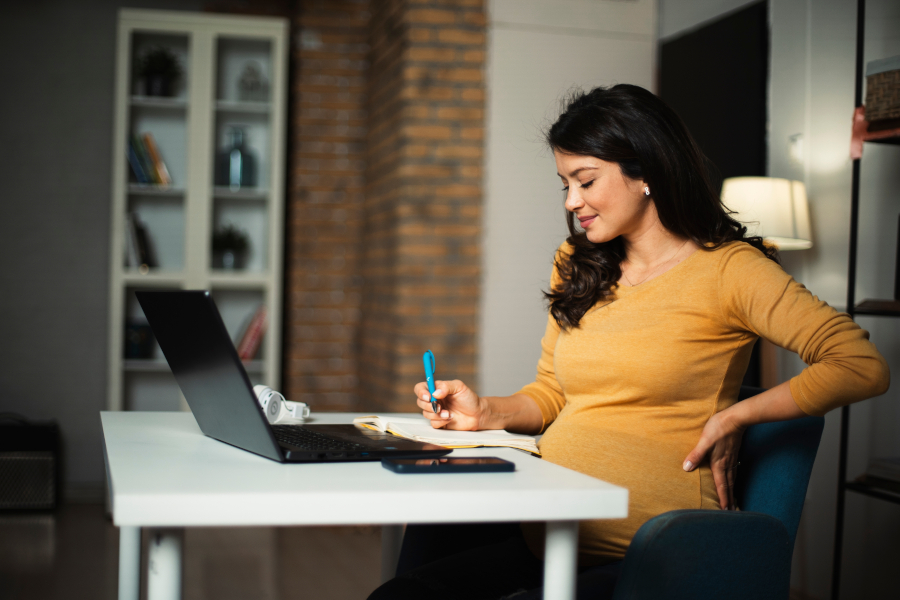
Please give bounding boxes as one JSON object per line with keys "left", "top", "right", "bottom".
{"left": 369, "top": 84, "right": 889, "bottom": 600}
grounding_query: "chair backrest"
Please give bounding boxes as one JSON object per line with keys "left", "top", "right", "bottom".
{"left": 734, "top": 386, "right": 824, "bottom": 548}
{"left": 613, "top": 509, "right": 792, "bottom": 600}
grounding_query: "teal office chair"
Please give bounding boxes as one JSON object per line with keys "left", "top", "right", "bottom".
{"left": 610, "top": 386, "right": 825, "bottom": 600}
{"left": 393, "top": 387, "right": 825, "bottom": 600}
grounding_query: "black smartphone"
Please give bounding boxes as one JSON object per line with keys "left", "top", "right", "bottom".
{"left": 381, "top": 456, "right": 515, "bottom": 474}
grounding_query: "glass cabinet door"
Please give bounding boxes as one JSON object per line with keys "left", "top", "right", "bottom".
{"left": 211, "top": 36, "right": 273, "bottom": 273}
{"left": 125, "top": 32, "right": 190, "bottom": 274}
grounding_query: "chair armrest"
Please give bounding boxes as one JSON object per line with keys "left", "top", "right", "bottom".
{"left": 611, "top": 509, "right": 791, "bottom": 600}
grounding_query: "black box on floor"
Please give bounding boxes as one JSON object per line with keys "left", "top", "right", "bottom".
{"left": 0, "top": 416, "right": 60, "bottom": 510}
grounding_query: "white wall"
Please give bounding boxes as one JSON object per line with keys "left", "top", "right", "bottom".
{"left": 480, "top": 0, "right": 656, "bottom": 396}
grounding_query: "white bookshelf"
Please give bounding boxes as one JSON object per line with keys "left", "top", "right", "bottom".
{"left": 107, "top": 9, "right": 288, "bottom": 411}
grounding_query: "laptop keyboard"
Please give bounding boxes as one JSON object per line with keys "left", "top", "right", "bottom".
{"left": 271, "top": 426, "right": 369, "bottom": 452}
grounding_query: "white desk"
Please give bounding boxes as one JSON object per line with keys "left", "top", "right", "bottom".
{"left": 101, "top": 412, "right": 628, "bottom": 600}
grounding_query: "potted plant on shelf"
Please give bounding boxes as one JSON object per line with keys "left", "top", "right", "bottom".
{"left": 212, "top": 224, "right": 250, "bottom": 270}
{"left": 137, "top": 47, "right": 182, "bottom": 97}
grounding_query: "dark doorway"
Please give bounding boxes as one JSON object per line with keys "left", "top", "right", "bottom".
{"left": 660, "top": 1, "right": 768, "bottom": 187}
{"left": 659, "top": 1, "right": 769, "bottom": 387}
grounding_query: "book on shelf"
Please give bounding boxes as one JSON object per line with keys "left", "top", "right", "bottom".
{"left": 134, "top": 217, "right": 157, "bottom": 268}
{"left": 236, "top": 304, "right": 267, "bottom": 361}
{"left": 125, "top": 213, "right": 141, "bottom": 268}
{"left": 127, "top": 140, "right": 150, "bottom": 184}
{"left": 128, "top": 132, "right": 172, "bottom": 186}
{"left": 131, "top": 134, "right": 158, "bottom": 184}
{"left": 141, "top": 132, "right": 172, "bottom": 186}
{"left": 124, "top": 212, "right": 157, "bottom": 270}
{"left": 352, "top": 415, "right": 541, "bottom": 455}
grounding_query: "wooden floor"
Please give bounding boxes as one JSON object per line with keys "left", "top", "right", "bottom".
{"left": 0, "top": 502, "right": 824, "bottom": 599}
{"left": 0, "top": 502, "right": 382, "bottom": 600}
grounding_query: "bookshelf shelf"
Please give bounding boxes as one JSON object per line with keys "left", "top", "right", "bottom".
{"left": 854, "top": 299, "right": 900, "bottom": 316}
{"left": 209, "top": 272, "right": 270, "bottom": 288}
{"left": 863, "top": 125, "right": 900, "bottom": 146}
{"left": 215, "top": 100, "right": 270, "bottom": 114}
{"left": 851, "top": 105, "right": 900, "bottom": 159}
{"left": 131, "top": 96, "right": 188, "bottom": 110}
{"left": 108, "top": 9, "right": 288, "bottom": 412}
{"left": 212, "top": 186, "right": 269, "bottom": 201}
{"left": 123, "top": 359, "right": 171, "bottom": 372}
{"left": 128, "top": 184, "right": 185, "bottom": 196}
{"left": 122, "top": 271, "right": 185, "bottom": 286}
{"left": 846, "top": 476, "right": 900, "bottom": 505}
{"left": 866, "top": 135, "right": 900, "bottom": 146}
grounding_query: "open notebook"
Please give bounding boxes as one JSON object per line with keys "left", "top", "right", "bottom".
{"left": 352, "top": 415, "right": 540, "bottom": 456}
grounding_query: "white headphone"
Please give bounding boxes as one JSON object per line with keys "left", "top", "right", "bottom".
{"left": 253, "top": 385, "right": 311, "bottom": 424}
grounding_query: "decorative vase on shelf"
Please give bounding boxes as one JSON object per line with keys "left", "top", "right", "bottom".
{"left": 215, "top": 127, "right": 257, "bottom": 190}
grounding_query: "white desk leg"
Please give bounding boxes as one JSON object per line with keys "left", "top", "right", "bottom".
{"left": 147, "top": 529, "right": 183, "bottom": 600}
{"left": 381, "top": 525, "right": 405, "bottom": 583}
{"left": 544, "top": 520, "right": 579, "bottom": 600}
{"left": 118, "top": 526, "right": 141, "bottom": 600}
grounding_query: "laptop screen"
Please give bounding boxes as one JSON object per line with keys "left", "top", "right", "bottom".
{"left": 136, "top": 290, "right": 283, "bottom": 461}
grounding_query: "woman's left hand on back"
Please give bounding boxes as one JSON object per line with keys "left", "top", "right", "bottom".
{"left": 682, "top": 411, "right": 745, "bottom": 510}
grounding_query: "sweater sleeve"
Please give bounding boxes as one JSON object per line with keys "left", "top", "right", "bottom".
{"left": 718, "top": 243, "right": 890, "bottom": 416}
{"left": 516, "top": 246, "right": 569, "bottom": 432}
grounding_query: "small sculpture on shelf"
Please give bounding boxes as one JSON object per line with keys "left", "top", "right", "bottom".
{"left": 136, "top": 46, "right": 182, "bottom": 97}
{"left": 212, "top": 223, "right": 250, "bottom": 270}
{"left": 238, "top": 61, "right": 269, "bottom": 102}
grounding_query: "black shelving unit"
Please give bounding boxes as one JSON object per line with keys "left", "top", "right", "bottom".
{"left": 832, "top": 1, "right": 900, "bottom": 598}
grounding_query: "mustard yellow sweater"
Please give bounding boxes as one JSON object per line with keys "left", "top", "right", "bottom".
{"left": 518, "top": 241, "right": 889, "bottom": 563}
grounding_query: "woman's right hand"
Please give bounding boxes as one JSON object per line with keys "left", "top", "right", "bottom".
{"left": 414, "top": 379, "right": 488, "bottom": 431}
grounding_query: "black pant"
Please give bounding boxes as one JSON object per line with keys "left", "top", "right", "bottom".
{"left": 368, "top": 524, "right": 622, "bottom": 600}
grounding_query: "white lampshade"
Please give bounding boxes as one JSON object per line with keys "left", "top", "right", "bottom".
{"left": 721, "top": 177, "right": 813, "bottom": 251}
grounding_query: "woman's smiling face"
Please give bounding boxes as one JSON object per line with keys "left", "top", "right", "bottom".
{"left": 555, "top": 151, "right": 654, "bottom": 244}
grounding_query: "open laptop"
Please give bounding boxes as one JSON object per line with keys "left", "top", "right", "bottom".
{"left": 136, "top": 290, "right": 451, "bottom": 463}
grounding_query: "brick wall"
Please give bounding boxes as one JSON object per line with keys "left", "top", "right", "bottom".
{"left": 284, "top": 0, "right": 370, "bottom": 410}
{"left": 357, "top": 0, "right": 405, "bottom": 408}
{"left": 361, "top": 0, "right": 485, "bottom": 410}
{"left": 285, "top": 0, "right": 486, "bottom": 412}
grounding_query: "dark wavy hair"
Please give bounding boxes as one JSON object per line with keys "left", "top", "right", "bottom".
{"left": 545, "top": 84, "right": 778, "bottom": 330}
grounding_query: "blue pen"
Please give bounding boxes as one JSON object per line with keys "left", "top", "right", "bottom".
{"left": 423, "top": 350, "right": 438, "bottom": 413}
